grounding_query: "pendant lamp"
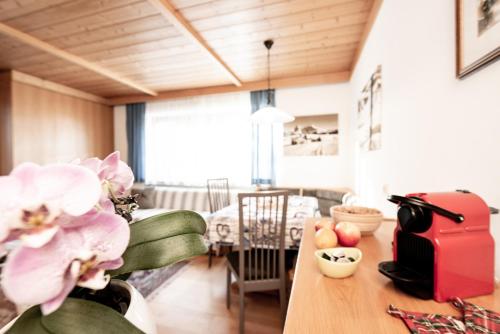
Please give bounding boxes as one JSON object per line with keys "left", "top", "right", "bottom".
{"left": 250, "top": 39, "right": 295, "bottom": 124}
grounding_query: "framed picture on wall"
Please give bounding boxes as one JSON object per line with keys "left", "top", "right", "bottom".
{"left": 456, "top": 0, "right": 500, "bottom": 78}
{"left": 357, "top": 65, "right": 382, "bottom": 151}
{"left": 283, "top": 114, "right": 339, "bottom": 156}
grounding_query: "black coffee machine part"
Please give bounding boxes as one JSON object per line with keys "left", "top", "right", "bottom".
{"left": 387, "top": 195, "right": 464, "bottom": 233}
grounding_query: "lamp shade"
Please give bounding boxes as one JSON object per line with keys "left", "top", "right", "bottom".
{"left": 250, "top": 106, "right": 295, "bottom": 124}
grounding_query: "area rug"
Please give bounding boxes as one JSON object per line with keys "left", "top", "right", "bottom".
{"left": 127, "top": 261, "right": 188, "bottom": 298}
{"left": 0, "top": 290, "right": 16, "bottom": 328}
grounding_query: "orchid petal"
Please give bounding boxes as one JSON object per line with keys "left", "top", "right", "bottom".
{"left": 112, "top": 161, "right": 134, "bottom": 194}
{"left": 97, "top": 258, "right": 124, "bottom": 271}
{"left": 9, "top": 163, "right": 41, "bottom": 207}
{"left": 59, "top": 210, "right": 99, "bottom": 229}
{"left": 40, "top": 261, "right": 79, "bottom": 315}
{"left": 9, "top": 162, "right": 40, "bottom": 183}
{"left": 75, "top": 212, "right": 130, "bottom": 262}
{"left": 100, "top": 152, "right": 120, "bottom": 173}
{"left": 100, "top": 198, "right": 115, "bottom": 213}
{"left": 99, "top": 152, "right": 134, "bottom": 195}
{"left": 98, "top": 152, "right": 120, "bottom": 182}
{"left": 0, "top": 176, "right": 22, "bottom": 210}
{"left": 36, "top": 164, "right": 101, "bottom": 216}
{"left": 59, "top": 197, "right": 116, "bottom": 230}
{"left": 0, "top": 177, "right": 21, "bottom": 241}
{"left": 77, "top": 269, "right": 110, "bottom": 290}
{"left": 1, "top": 232, "right": 77, "bottom": 306}
{"left": 78, "top": 157, "right": 102, "bottom": 175}
{"left": 19, "top": 225, "right": 59, "bottom": 248}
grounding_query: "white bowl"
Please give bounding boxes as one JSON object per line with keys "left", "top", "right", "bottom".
{"left": 330, "top": 205, "right": 383, "bottom": 235}
{"left": 314, "top": 247, "right": 362, "bottom": 279}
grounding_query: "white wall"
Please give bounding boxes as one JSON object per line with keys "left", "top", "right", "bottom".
{"left": 351, "top": 0, "right": 500, "bottom": 276}
{"left": 276, "top": 83, "right": 354, "bottom": 189}
{"left": 114, "top": 83, "right": 354, "bottom": 189}
{"left": 113, "top": 105, "right": 128, "bottom": 164}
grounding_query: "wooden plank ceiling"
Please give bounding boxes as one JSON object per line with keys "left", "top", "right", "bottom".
{"left": 0, "top": 0, "right": 376, "bottom": 100}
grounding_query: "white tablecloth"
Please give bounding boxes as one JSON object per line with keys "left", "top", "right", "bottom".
{"left": 206, "top": 196, "right": 319, "bottom": 248}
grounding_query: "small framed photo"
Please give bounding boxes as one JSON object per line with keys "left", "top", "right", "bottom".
{"left": 456, "top": 0, "right": 500, "bottom": 78}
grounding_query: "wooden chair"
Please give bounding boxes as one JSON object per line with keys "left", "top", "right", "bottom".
{"left": 226, "top": 190, "right": 289, "bottom": 334}
{"left": 206, "top": 178, "right": 231, "bottom": 268}
{"left": 207, "top": 178, "right": 231, "bottom": 213}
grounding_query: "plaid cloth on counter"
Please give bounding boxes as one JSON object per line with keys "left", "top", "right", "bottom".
{"left": 388, "top": 297, "right": 500, "bottom": 333}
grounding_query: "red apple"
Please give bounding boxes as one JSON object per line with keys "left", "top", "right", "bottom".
{"left": 335, "top": 222, "right": 361, "bottom": 247}
{"left": 314, "top": 219, "right": 334, "bottom": 232}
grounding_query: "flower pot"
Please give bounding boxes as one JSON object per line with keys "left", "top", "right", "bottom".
{"left": 112, "top": 279, "right": 157, "bottom": 334}
{"left": 0, "top": 280, "right": 156, "bottom": 334}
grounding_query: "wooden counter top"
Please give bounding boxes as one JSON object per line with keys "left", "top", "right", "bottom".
{"left": 284, "top": 218, "right": 500, "bottom": 334}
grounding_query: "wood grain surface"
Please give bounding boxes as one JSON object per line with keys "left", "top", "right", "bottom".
{"left": 10, "top": 80, "right": 114, "bottom": 166}
{"left": 284, "top": 218, "right": 500, "bottom": 334}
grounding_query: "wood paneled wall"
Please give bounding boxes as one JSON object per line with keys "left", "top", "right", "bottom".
{"left": 11, "top": 81, "right": 114, "bottom": 166}
{"left": 0, "top": 70, "right": 114, "bottom": 173}
{"left": 0, "top": 72, "right": 13, "bottom": 175}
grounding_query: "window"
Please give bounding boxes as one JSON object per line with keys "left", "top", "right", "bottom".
{"left": 145, "top": 92, "right": 252, "bottom": 186}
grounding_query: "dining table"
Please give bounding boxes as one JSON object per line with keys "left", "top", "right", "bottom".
{"left": 206, "top": 195, "right": 319, "bottom": 249}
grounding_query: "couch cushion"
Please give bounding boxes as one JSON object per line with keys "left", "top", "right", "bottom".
{"left": 131, "top": 208, "right": 171, "bottom": 222}
{"left": 132, "top": 186, "right": 156, "bottom": 209}
{"left": 315, "top": 190, "right": 348, "bottom": 216}
{"left": 131, "top": 208, "right": 210, "bottom": 224}
{"left": 153, "top": 187, "right": 210, "bottom": 212}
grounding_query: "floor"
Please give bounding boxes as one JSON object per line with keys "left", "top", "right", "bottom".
{"left": 147, "top": 256, "right": 283, "bottom": 334}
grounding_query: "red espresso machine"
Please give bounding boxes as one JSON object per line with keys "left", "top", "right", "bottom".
{"left": 379, "top": 190, "right": 496, "bottom": 302}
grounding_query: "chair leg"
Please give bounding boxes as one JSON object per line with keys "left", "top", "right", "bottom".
{"left": 279, "top": 281, "right": 287, "bottom": 327}
{"left": 239, "top": 285, "right": 245, "bottom": 334}
{"left": 208, "top": 243, "right": 213, "bottom": 268}
{"left": 226, "top": 267, "right": 231, "bottom": 310}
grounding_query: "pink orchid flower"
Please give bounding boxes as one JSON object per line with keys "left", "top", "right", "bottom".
{"left": 0, "top": 163, "right": 101, "bottom": 248}
{"left": 1, "top": 211, "right": 130, "bottom": 315}
{"left": 78, "top": 151, "right": 134, "bottom": 199}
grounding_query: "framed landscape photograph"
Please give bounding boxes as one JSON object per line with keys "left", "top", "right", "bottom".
{"left": 283, "top": 114, "right": 339, "bottom": 156}
{"left": 457, "top": 0, "right": 500, "bottom": 78}
{"left": 357, "top": 65, "right": 382, "bottom": 151}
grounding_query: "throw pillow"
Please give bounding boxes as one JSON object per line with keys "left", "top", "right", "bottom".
{"left": 133, "top": 186, "right": 156, "bottom": 209}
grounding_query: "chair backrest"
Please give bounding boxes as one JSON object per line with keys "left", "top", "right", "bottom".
{"left": 237, "top": 190, "right": 288, "bottom": 282}
{"left": 207, "top": 178, "right": 230, "bottom": 213}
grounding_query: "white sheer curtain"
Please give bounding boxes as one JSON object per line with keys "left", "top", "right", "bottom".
{"left": 145, "top": 92, "right": 252, "bottom": 186}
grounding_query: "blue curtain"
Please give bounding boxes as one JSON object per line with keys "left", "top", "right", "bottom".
{"left": 126, "top": 103, "right": 145, "bottom": 182}
{"left": 250, "top": 89, "right": 276, "bottom": 185}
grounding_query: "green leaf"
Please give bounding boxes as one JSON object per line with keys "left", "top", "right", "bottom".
{"left": 110, "top": 233, "right": 207, "bottom": 276}
{"left": 129, "top": 210, "right": 207, "bottom": 247}
{"left": 5, "top": 306, "right": 47, "bottom": 334}
{"left": 7, "top": 298, "right": 143, "bottom": 334}
{"left": 109, "top": 210, "right": 208, "bottom": 276}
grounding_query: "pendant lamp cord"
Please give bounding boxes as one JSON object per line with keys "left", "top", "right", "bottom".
{"left": 267, "top": 45, "right": 271, "bottom": 105}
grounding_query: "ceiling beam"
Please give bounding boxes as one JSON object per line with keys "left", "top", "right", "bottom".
{"left": 147, "top": 0, "right": 242, "bottom": 87}
{"left": 11, "top": 71, "right": 111, "bottom": 105}
{"left": 350, "top": 0, "right": 383, "bottom": 76}
{"left": 109, "top": 71, "right": 350, "bottom": 105}
{"left": 0, "top": 22, "right": 157, "bottom": 96}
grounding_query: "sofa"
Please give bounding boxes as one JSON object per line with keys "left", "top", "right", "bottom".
{"left": 130, "top": 185, "right": 242, "bottom": 222}
{"left": 270, "top": 187, "right": 352, "bottom": 216}
{"left": 131, "top": 185, "right": 352, "bottom": 222}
